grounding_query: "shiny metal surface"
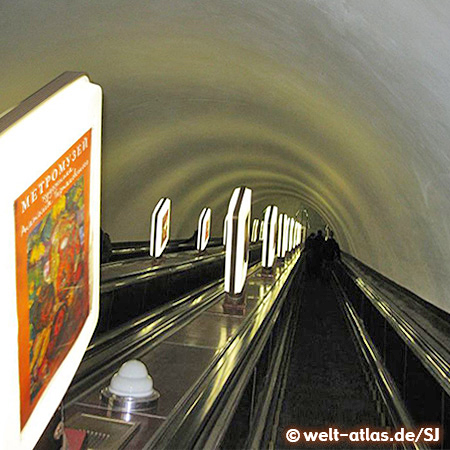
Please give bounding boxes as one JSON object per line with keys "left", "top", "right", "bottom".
{"left": 74, "top": 342, "right": 216, "bottom": 418}
{"left": 164, "top": 312, "right": 243, "bottom": 349}
{"left": 67, "top": 253, "right": 301, "bottom": 448}
{"left": 100, "top": 388, "right": 160, "bottom": 413}
{"left": 145, "top": 253, "right": 301, "bottom": 449}
{"left": 67, "top": 404, "right": 165, "bottom": 449}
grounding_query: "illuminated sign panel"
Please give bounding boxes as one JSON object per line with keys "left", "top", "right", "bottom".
{"left": 277, "top": 213, "right": 284, "bottom": 258}
{"left": 294, "top": 221, "right": 297, "bottom": 248}
{"left": 259, "top": 219, "right": 264, "bottom": 241}
{"left": 197, "top": 207, "right": 211, "bottom": 252}
{"left": 262, "top": 205, "right": 278, "bottom": 269}
{"left": 288, "top": 217, "right": 294, "bottom": 252}
{"left": 0, "top": 72, "right": 102, "bottom": 450}
{"left": 224, "top": 187, "right": 252, "bottom": 296}
{"left": 223, "top": 216, "right": 228, "bottom": 246}
{"left": 251, "top": 219, "right": 259, "bottom": 243}
{"left": 150, "top": 198, "right": 171, "bottom": 258}
{"left": 282, "top": 214, "right": 289, "bottom": 257}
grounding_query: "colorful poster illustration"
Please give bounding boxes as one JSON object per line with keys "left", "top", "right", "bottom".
{"left": 205, "top": 219, "right": 210, "bottom": 241}
{"left": 161, "top": 210, "right": 169, "bottom": 247}
{"left": 14, "top": 130, "right": 92, "bottom": 429}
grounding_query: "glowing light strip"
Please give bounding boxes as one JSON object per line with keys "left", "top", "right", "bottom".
{"left": 262, "top": 205, "right": 278, "bottom": 268}
{"left": 251, "top": 219, "right": 259, "bottom": 243}
{"left": 282, "top": 214, "right": 289, "bottom": 257}
{"left": 277, "top": 213, "right": 284, "bottom": 258}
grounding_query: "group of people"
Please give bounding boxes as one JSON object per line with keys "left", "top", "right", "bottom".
{"left": 304, "top": 229, "right": 340, "bottom": 280}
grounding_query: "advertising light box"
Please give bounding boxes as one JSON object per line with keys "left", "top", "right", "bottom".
{"left": 289, "top": 217, "right": 295, "bottom": 251}
{"left": 251, "top": 219, "right": 259, "bottom": 243}
{"left": 224, "top": 187, "right": 252, "bottom": 296}
{"left": 283, "top": 214, "right": 289, "bottom": 257}
{"left": 262, "top": 205, "right": 278, "bottom": 269}
{"left": 150, "top": 198, "right": 171, "bottom": 258}
{"left": 223, "top": 215, "right": 228, "bottom": 246}
{"left": 277, "top": 213, "right": 284, "bottom": 258}
{"left": 197, "top": 207, "right": 211, "bottom": 252}
{"left": 0, "top": 72, "right": 102, "bottom": 450}
{"left": 259, "top": 219, "right": 264, "bottom": 241}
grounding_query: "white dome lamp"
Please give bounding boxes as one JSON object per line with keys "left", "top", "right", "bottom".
{"left": 101, "top": 360, "right": 160, "bottom": 412}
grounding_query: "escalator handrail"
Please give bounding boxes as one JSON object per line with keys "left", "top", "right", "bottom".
{"left": 110, "top": 237, "right": 225, "bottom": 259}
{"left": 100, "top": 243, "right": 262, "bottom": 293}
{"left": 332, "top": 269, "right": 427, "bottom": 450}
{"left": 66, "top": 264, "right": 261, "bottom": 405}
{"left": 340, "top": 254, "right": 450, "bottom": 398}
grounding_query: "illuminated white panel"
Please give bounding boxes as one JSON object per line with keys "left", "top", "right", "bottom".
{"left": 286, "top": 217, "right": 290, "bottom": 252}
{"left": 277, "top": 213, "right": 284, "bottom": 258}
{"left": 262, "top": 205, "right": 278, "bottom": 269}
{"left": 224, "top": 187, "right": 252, "bottom": 296}
{"left": 282, "top": 214, "right": 289, "bottom": 257}
{"left": 295, "top": 221, "right": 300, "bottom": 248}
{"left": 294, "top": 222, "right": 298, "bottom": 248}
{"left": 196, "top": 207, "right": 211, "bottom": 252}
{"left": 223, "top": 215, "right": 228, "bottom": 246}
{"left": 288, "top": 218, "right": 294, "bottom": 252}
{"left": 259, "top": 219, "right": 264, "bottom": 241}
{"left": 0, "top": 72, "right": 102, "bottom": 450}
{"left": 251, "top": 219, "right": 259, "bottom": 243}
{"left": 149, "top": 198, "right": 171, "bottom": 258}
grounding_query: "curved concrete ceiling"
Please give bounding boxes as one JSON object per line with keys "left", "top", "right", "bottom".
{"left": 2, "top": 1, "right": 450, "bottom": 312}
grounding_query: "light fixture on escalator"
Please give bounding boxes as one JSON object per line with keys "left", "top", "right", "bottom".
{"left": 100, "top": 360, "right": 160, "bottom": 413}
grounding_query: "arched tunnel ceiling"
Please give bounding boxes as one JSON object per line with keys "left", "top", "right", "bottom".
{"left": 2, "top": 1, "right": 450, "bottom": 312}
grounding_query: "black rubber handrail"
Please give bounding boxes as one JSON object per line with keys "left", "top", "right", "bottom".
{"left": 101, "top": 243, "right": 261, "bottom": 293}
{"left": 246, "top": 258, "right": 306, "bottom": 449}
{"left": 332, "top": 269, "right": 425, "bottom": 450}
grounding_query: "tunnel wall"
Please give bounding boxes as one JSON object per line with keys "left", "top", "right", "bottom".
{"left": 2, "top": 0, "right": 450, "bottom": 313}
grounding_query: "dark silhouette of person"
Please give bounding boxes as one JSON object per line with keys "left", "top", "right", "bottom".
{"left": 304, "top": 232, "right": 316, "bottom": 251}
{"left": 310, "top": 230, "right": 325, "bottom": 279}
{"left": 323, "top": 230, "right": 341, "bottom": 262}
{"left": 100, "top": 228, "right": 112, "bottom": 263}
{"left": 322, "top": 230, "right": 341, "bottom": 280}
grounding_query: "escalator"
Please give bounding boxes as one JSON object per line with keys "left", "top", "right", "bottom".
{"left": 53, "top": 251, "right": 448, "bottom": 449}
{"left": 277, "top": 276, "right": 383, "bottom": 449}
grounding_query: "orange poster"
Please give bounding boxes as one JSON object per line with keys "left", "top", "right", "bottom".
{"left": 14, "top": 130, "right": 92, "bottom": 428}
